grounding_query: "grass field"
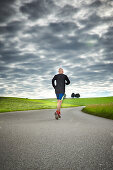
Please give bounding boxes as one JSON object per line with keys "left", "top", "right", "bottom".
{"left": 0, "top": 97, "right": 78, "bottom": 112}
{"left": 0, "top": 96, "right": 113, "bottom": 120}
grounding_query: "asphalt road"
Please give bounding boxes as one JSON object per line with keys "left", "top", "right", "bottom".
{"left": 0, "top": 107, "right": 113, "bottom": 170}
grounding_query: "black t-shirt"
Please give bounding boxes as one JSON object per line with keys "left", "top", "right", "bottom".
{"left": 52, "top": 74, "right": 70, "bottom": 94}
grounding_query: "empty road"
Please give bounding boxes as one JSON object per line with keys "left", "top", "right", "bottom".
{"left": 0, "top": 107, "right": 113, "bottom": 170}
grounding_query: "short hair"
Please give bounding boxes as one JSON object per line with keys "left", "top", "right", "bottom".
{"left": 59, "top": 68, "right": 63, "bottom": 71}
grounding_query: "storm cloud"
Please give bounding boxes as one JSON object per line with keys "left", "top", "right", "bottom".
{"left": 0, "top": 0, "right": 113, "bottom": 98}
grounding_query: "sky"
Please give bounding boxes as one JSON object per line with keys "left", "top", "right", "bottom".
{"left": 0, "top": 0, "right": 113, "bottom": 99}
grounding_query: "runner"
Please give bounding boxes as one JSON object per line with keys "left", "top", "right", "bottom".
{"left": 52, "top": 68, "right": 70, "bottom": 118}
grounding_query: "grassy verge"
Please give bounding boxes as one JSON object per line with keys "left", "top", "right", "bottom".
{"left": 82, "top": 103, "right": 113, "bottom": 120}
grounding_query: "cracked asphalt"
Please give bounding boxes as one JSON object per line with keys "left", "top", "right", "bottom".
{"left": 0, "top": 107, "right": 113, "bottom": 170}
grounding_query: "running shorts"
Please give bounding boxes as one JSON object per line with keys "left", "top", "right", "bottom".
{"left": 56, "top": 93, "right": 64, "bottom": 100}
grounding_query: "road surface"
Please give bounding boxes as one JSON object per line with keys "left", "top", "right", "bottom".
{"left": 0, "top": 107, "right": 113, "bottom": 170}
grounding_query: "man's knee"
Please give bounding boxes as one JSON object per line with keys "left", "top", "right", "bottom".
{"left": 59, "top": 100, "right": 62, "bottom": 103}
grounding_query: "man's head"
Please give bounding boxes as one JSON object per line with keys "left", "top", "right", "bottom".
{"left": 58, "top": 68, "right": 64, "bottom": 74}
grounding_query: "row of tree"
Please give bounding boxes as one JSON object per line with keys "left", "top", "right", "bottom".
{"left": 71, "top": 93, "right": 80, "bottom": 98}
{"left": 64, "top": 93, "right": 80, "bottom": 99}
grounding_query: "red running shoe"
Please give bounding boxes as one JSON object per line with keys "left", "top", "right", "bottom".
{"left": 58, "top": 111, "right": 61, "bottom": 118}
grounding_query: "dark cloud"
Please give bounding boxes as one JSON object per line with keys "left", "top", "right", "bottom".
{"left": 79, "top": 13, "right": 103, "bottom": 31}
{"left": 0, "top": 0, "right": 15, "bottom": 23}
{"left": 104, "top": 26, "right": 113, "bottom": 37}
{"left": 57, "top": 4, "right": 78, "bottom": 18}
{"left": 89, "top": 0, "right": 102, "bottom": 7}
{"left": 0, "top": 21, "right": 23, "bottom": 34}
{"left": 0, "top": 41, "right": 5, "bottom": 49}
{"left": 49, "top": 22, "right": 78, "bottom": 33}
{"left": 20, "top": 0, "right": 57, "bottom": 20}
{"left": 1, "top": 53, "right": 30, "bottom": 64}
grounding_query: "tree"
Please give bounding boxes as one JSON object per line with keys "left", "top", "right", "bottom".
{"left": 71, "top": 93, "right": 75, "bottom": 98}
{"left": 75, "top": 93, "right": 80, "bottom": 98}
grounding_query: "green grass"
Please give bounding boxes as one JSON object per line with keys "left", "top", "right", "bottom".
{"left": 0, "top": 97, "right": 78, "bottom": 112}
{"left": 61, "top": 97, "right": 113, "bottom": 105}
{"left": 82, "top": 103, "right": 113, "bottom": 120}
{"left": 0, "top": 96, "right": 113, "bottom": 120}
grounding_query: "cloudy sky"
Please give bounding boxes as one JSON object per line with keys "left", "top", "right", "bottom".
{"left": 0, "top": 0, "right": 113, "bottom": 99}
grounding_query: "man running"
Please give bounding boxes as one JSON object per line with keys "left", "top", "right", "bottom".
{"left": 52, "top": 68, "right": 70, "bottom": 118}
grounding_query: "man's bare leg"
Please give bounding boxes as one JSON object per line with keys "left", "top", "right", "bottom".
{"left": 57, "top": 100, "right": 62, "bottom": 113}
